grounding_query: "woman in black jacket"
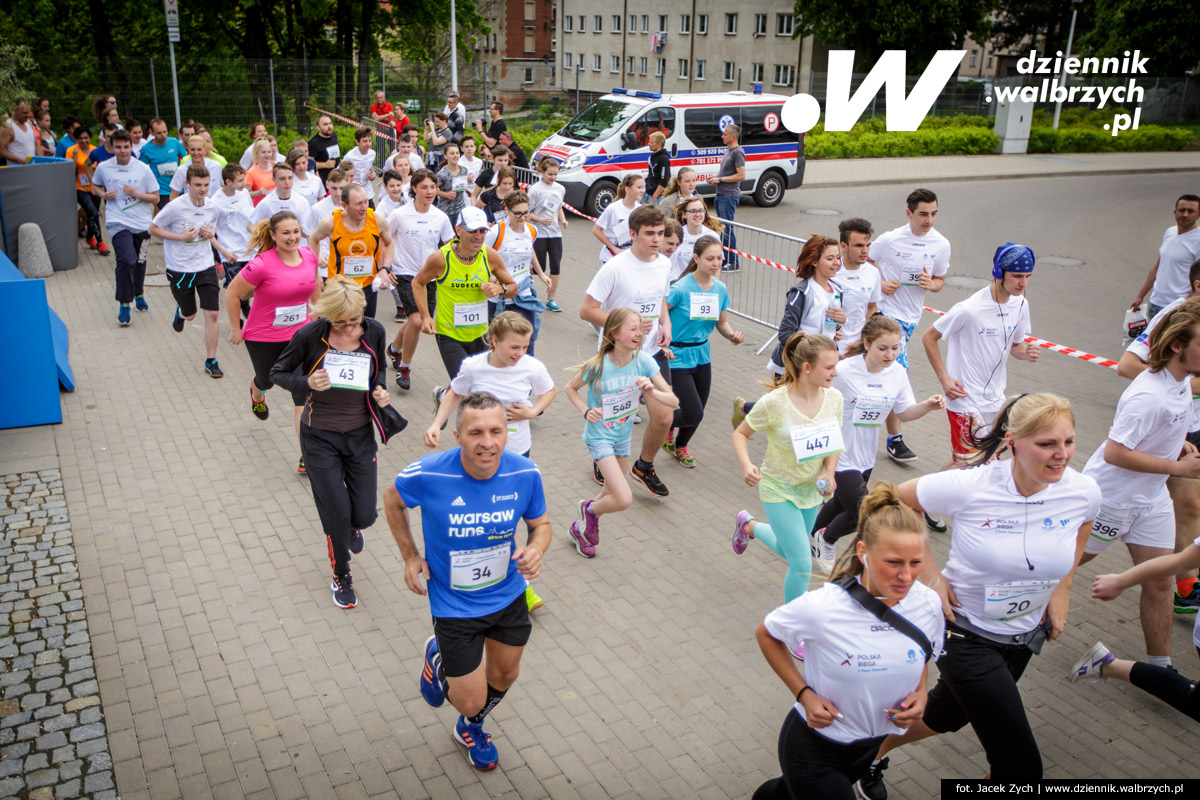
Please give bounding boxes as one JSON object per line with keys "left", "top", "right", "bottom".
{"left": 271, "top": 275, "right": 405, "bottom": 609}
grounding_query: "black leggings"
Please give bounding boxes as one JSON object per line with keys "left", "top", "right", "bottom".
{"left": 813, "top": 469, "right": 872, "bottom": 544}
{"left": 752, "top": 708, "right": 884, "bottom": 800}
{"left": 435, "top": 333, "right": 488, "bottom": 380}
{"left": 77, "top": 190, "right": 100, "bottom": 241}
{"left": 300, "top": 422, "right": 378, "bottom": 579}
{"left": 1128, "top": 648, "right": 1200, "bottom": 722}
{"left": 534, "top": 237, "right": 563, "bottom": 275}
{"left": 245, "top": 339, "right": 307, "bottom": 405}
{"left": 669, "top": 362, "right": 711, "bottom": 448}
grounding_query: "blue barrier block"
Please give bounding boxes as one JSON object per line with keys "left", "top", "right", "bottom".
{"left": 0, "top": 249, "right": 73, "bottom": 397}
{"left": 0, "top": 279, "right": 62, "bottom": 428}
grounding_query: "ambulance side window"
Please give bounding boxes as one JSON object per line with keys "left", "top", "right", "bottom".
{"left": 629, "top": 107, "right": 676, "bottom": 148}
{"left": 684, "top": 107, "right": 737, "bottom": 150}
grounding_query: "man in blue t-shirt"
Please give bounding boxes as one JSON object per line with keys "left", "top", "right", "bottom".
{"left": 384, "top": 392, "right": 552, "bottom": 771}
{"left": 138, "top": 117, "right": 187, "bottom": 210}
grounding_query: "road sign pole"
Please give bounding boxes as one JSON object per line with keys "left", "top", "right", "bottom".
{"left": 164, "top": 0, "right": 182, "bottom": 130}
{"left": 168, "top": 40, "right": 182, "bottom": 130}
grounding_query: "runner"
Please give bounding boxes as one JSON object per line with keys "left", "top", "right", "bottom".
{"left": 168, "top": 136, "right": 223, "bottom": 201}
{"left": 475, "top": 168, "right": 516, "bottom": 225}
{"left": 386, "top": 169, "right": 456, "bottom": 390}
{"left": 270, "top": 276, "right": 404, "bottom": 608}
{"left": 309, "top": 169, "right": 348, "bottom": 282}
{"left": 341, "top": 127, "right": 378, "bottom": 188}
{"left": 835, "top": 218, "right": 882, "bottom": 354}
{"left": 126, "top": 119, "right": 145, "bottom": 160}
{"left": 527, "top": 158, "right": 567, "bottom": 312}
{"left": 66, "top": 128, "right": 108, "bottom": 254}
{"left": 857, "top": 393, "right": 1099, "bottom": 793}
{"left": 147, "top": 164, "right": 224, "bottom": 377}
{"left": 483, "top": 193, "right": 551, "bottom": 355}
{"left": 210, "top": 164, "right": 256, "bottom": 324}
{"left": 656, "top": 167, "right": 699, "bottom": 215}
{"left": 91, "top": 129, "right": 158, "bottom": 325}
{"left": 309, "top": 183, "right": 394, "bottom": 318}
{"left": 670, "top": 197, "right": 723, "bottom": 282}
{"left": 249, "top": 163, "right": 316, "bottom": 243}
{"left": 385, "top": 133, "right": 424, "bottom": 176}
{"left": 434, "top": 141, "right": 470, "bottom": 220}
{"left": 238, "top": 122, "right": 270, "bottom": 169}
{"left": 471, "top": 146, "right": 512, "bottom": 202}
{"left": 385, "top": 392, "right": 551, "bottom": 770}
{"left": 288, "top": 146, "right": 324, "bottom": 206}
{"left": 412, "top": 206, "right": 518, "bottom": 380}
{"left": 662, "top": 236, "right": 743, "bottom": 468}
{"left": 811, "top": 315, "right": 945, "bottom": 574}
{"left": 244, "top": 139, "right": 277, "bottom": 206}
{"left": 752, "top": 483, "right": 943, "bottom": 800}
{"left": 581, "top": 204, "right": 675, "bottom": 497}
{"left": 375, "top": 169, "right": 410, "bottom": 222}
{"left": 760, "top": 236, "right": 846, "bottom": 384}
{"left": 1078, "top": 301, "right": 1200, "bottom": 670}
{"left": 733, "top": 332, "right": 842, "bottom": 608}
{"left": 1131, "top": 194, "right": 1200, "bottom": 320}
{"left": 592, "top": 175, "right": 643, "bottom": 264}
{"left": 564, "top": 308, "right": 679, "bottom": 557}
{"left": 459, "top": 135, "right": 483, "bottom": 184}
{"left": 870, "top": 188, "right": 950, "bottom": 466}
{"left": 225, "top": 211, "right": 319, "bottom": 456}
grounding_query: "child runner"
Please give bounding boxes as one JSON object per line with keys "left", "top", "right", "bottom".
{"left": 660, "top": 219, "right": 682, "bottom": 265}
{"left": 527, "top": 158, "right": 568, "bottom": 312}
{"left": 435, "top": 141, "right": 470, "bottom": 220}
{"left": 342, "top": 126, "right": 377, "bottom": 188}
{"left": 375, "top": 169, "right": 409, "bottom": 220}
{"left": 475, "top": 167, "right": 516, "bottom": 224}
{"left": 657, "top": 167, "right": 699, "bottom": 215}
{"left": 671, "top": 197, "right": 723, "bottom": 282}
{"left": 244, "top": 139, "right": 276, "bottom": 206}
{"left": 564, "top": 308, "right": 679, "bottom": 558}
{"left": 483, "top": 191, "right": 552, "bottom": 354}
{"left": 459, "top": 135, "right": 483, "bottom": 184}
{"left": 592, "top": 175, "right": 644, "bottom": 264}
{"left": 288, "top": 146, "right": 324, "bottom": 206}
{"left": 662, "top": 236, "right": 744, "bottom": 467}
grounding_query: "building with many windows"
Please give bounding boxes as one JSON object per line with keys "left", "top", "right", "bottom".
{"left": 475, "top": 0, "right": 560, "bottom": 109}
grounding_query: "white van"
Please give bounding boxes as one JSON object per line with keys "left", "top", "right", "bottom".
{"left": 532, "top": 89, "right": 805, "bottom": 217}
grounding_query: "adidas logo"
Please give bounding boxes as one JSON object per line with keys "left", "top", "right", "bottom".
{"left": 451, "top": 496, "right": 466, "bottom": 506}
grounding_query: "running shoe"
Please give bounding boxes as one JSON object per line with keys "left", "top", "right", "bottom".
{"left": 592, "top": 461, "right": 604, "bottom": 487}
{"left": 387, "top": 344, "right": 403, "bottom": 372}
{"left": 172, "top": 306, "right": 185, "bottom": 333}
{"left": 117, "top": 304, "right": 131, "bottom": 327}
{"left": 630, "top": 461, "right": 669, "bottom": 497}
{"left": 330, "top": 573, "right": 357, "bottom": 608}
{"left": 721, "top": 264, "right": 741, "bottom": 273}
{"left": 732, "top": 397, "right": 747, "bottom": 430}
{"left": 349, "top": 529, "right": 364, "bottom": 555}
{"left": 661, "top": 428, "right": 677, "bottom": 457}
{"left": 297, "top": 459, "right": 307, "bottom": 475}
{"left": 134, "top": 295, "right": 149, "bottom": 312}
{"left": 204, "top": 359, "right": 224, "bottom": 379}
{"left": 733, "top": 510, "right": 754, "bottom": 555}
{"left": 674, "top": 446, "right": 696, "bottom": 469}
{"left": 250, "top": 389, "right": 269, "bottom": 421}
{"left": 578, "top": 499, "right": 600, "bottom": 546}
{"left": 811, "top": 527, "right": 834, "bottom": 576}
{"left": 420, "top": 634, "right": 446, "bottom": 707}
{"left": 394, "top": 310, "right": 404, "bottom": 322}
{"left": 886, "top": 436, "right": 918, "bottom": 464}
{"left": 1175, "top": 587, "right": 1200, "bottom": 614}
{"left": 818, "top": 529, "right": 838, "bottom": 572}
{"left": 525, "top": 585, "right": 544, "bottom": 611}
{"left": 567, "top": 521, "right": 597, "bottom": 558}
{"left": 1067, "top": 641, "right": 1115, "bottom": 683}
{"left": 546, "top": 300, "right": 562, "bottom": 312}
{"left": 97, "top": 241, "right": 110, "bottom": 256}
{"left": 87, "top": 236, "right": 98, "bottom": 250}
{"left": 396, "top": 364, "right": 411, "bottom": 391}
{"left": 454, "top": 715, "right": 499, "bottom": 770}
{"left": 855, "top": 757, "right": 890, "bottom": 800}
{"left": 924, "top": 512, "right": 947, "bottom": 533}
{"left": 632, "top": 411, "right": 642, "bottom": 424}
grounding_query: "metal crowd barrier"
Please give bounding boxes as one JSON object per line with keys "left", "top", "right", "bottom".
{"left": 715, "top": 218, "right": 806, "bottom": 352}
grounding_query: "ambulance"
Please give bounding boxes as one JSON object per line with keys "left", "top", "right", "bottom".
{"left": 532, "top": 88, "right": 805, "bottom": 217}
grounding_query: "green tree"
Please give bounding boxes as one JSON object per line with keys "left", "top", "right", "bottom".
{"left": 0, "top": 38, "right": 35, "bottom": 114}
{"left": 990, "top": 0, "right": 1094, "bottom": 56}
{"left": 1078, "top": 0, "right": 1200, "bottom": 75}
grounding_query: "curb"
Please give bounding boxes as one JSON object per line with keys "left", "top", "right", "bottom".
{"left": 804, "top": 165, "right": 1200, "bottom": 189}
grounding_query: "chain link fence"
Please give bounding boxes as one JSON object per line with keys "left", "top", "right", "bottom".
{"left": 992, "top": 74, "right": 1198, "bottom": 123}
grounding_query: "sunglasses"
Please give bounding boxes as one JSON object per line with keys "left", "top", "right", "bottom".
{"left": 330, "top": 317, "right": 363, "bottom": 329}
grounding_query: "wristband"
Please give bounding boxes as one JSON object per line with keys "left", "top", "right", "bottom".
{"left": 583, "top": 407, "right": 594, "bottom": 419}
{"left": 796, "top": 686, "right": 812, "bottom": 702}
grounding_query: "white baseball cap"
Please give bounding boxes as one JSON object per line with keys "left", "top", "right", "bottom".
{"left": 457, "top": 206, "right": 490, "bottom": 231}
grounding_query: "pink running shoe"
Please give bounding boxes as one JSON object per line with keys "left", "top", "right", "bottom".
{"left": 578, "top": 500, "right": 600, "bottom": 546}
{"left": 733, "top": 510, "right": 755, "bottom": 555}
{"left": 567, "top": 521, "right": 597, "bottom": 558}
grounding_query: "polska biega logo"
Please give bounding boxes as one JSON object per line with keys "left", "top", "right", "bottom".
{"left": 782, "top": 50, "right": 1148, "bottom": 138}
{"left": 348, "top": 240, "right": 369, "bottom": 258}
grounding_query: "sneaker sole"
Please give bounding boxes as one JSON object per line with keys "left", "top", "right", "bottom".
{"left": 452, "top": 728, "right": 498, "bottom": 770}
{"left": 1066, "top": 641, "right": 1111, "bottom": 683}
{"left": 1174, "top": 606, "right": 1199, "bottom": 615}
{"left": 887, "top": 451, "right": 918, "bottom": 464}
{"left": 629, "top": 470, "right": 668, "bottom": 497}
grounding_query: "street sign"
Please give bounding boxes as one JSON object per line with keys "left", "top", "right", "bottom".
{"left": 167, "top": 27, "right": 180, "bottom": 42}
{"left": 164, "top": 0, "right": 179, "bottom": 27}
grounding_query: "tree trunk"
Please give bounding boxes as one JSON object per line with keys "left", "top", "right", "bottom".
{"left": 336, "top": 0, "right": 354, "bottom": 110}
{"left": 357, "top": 0, "right": 376, "bottom": 108}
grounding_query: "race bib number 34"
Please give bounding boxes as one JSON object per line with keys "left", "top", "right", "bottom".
{"left": 450, "top": 543, "right": 511, "bottom": 591}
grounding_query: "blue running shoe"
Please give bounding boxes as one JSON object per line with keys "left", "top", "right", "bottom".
{"left": 135, "top": 295, "right": 149, "bottom": 312}
{"left": 454, "top": 715, "right": 498, "bottom": 770}
{"left": 420, "top": 635, "right": 446, "bottom": 707}
{"left": 118, "top": 304, "right": 131, "bottom": 327}
{"left": 349, "top": 529, "right": 364, "bottom": 555}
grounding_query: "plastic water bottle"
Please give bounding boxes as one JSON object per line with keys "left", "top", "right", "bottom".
{"left": 822, "top": 293, "right": 841, "bottom": 339}
{"left": 816, "top": 478, "right": 830, "bottom": 495}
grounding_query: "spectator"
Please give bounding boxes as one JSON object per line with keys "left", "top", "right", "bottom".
{"left": 646, "top": 132, "right": 671, "bottom": 203}
{"left": 497, "top": 130, "right": 528, "bottom": 169}
{"left": 424, "top": 112, "right": 456, "bottom": 171}
{"left": 476, "top": 101, "right": 507, "bottom": 149}
{"left": 370, "top": 90, "right": 395, "bottom": 136}
{"left": 394, "top": 102, "right": 411, "bottom": 135}
{"left": 707, "top": 123, "right": 745, "bottom": 271}
{"left": 0, "top": 99, "right": 38, "bottom": 164}
{"left": 34, "top": 109, "right": 55, "bottom": 156}
{"left": 34, "top": 97, "right": 49, "bottom": 114}
{"left": 90, "top": 94, "right": 118, "bottom": 127}
{"left": 309, "top": 115, "right": 342, "bottom": 188}
{"left": 443, "top": 92, "right": 466, "bottom": 139}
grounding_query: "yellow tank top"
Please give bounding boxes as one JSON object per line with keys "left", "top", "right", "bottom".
{"left": 329, "top": 208, "right": 381, "bottom": 287}
{"left": 434, "top": 241, "right": 492, "bottom": 342}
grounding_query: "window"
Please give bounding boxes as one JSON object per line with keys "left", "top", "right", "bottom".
{"left": 593, "top": 15, "right": 602, "bottom": 32}
{"left": 564, "top": 53, "right": 572, "bottom": 68}
{"left": 697, "top": 14, "right": 708, "bottom": 34}
{"left": 627, "top": 56, "right": 635, "bottom": 74}
{"left": 578, "top": 15, "right": 585, "bottom": 31}
{"left": 612, "top": 15, "right": 621, "bottom": 32}
{"left": 524, "top": 27, "right": 536, "bottom": 52}
{"left": 639, "top": 57, "right": 648, "bottom": 75}
{"left": 564, "top": 15, "right": 573, "bottom": 32}
{"left": 658, "top": 15, "right": 668, "bottom": 32}
{"left": 628, "top": 107, "right": 675, "bottom": 148}
{"left": 551, "top": 34, "right": 556, "bottom": 51}
{"left": 629, "top": 14, "right": 636, "bottom": 32}
{"left": 593, "top": 54, "right": 601, "bottom": 71}
{"left": 641, "top": 15, "right": 649, "bottom": 32}
{"left": 751, "top": 63, "right": 764, "bottom": 84}
{"left": 611, "top": 55, "right": 620, "bottom": 73}
{"left": 695, "top": 60, "right": 705, "bottom": 80}
{"left": 722, "top": 61, "right": 735, "bottom": 82}
{"left": 683, "top": 107, "right": 733, "bottom": 149}
{"left": 656, "top": 58, "right": 665, "bottom": 77}
{"left": 776, "top": 14, "right": 794, "bottom": 36}
{"left": 987, "top": 55, "right": 994, "bottom": 68}
{"left": 524, "top": 68, "right": 534, "bottom": 84}
{"left": 772, "top": 63, "right": 795, "bottom": 86}
{"left": 492, "top": 34, "right": 498, "bottom": 50}
{"left": 679, "top": 14, "right": 690, "bottom": 34}
{"left": 678, "top": 59, "right": 689, "bottom": 78}
{"left": 970, "top": 50, "right": 978, "bottom": 68}
{"left": 524, "top": 1, "right": 535, "bottom": 19}
{"left": 578, "top": 53, "right": 585, "bottom": 70}
{"left": 741, "top": 104, "right": 797, "bottom": 147}
{"left": 724, "top": 13, "right": 737, "bottom": 34}
{"left": 753, "top": 14, "right": 767, "bottom": 35}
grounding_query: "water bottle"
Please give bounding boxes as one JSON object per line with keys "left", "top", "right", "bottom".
{"left": 822, "top": 292, "right": 841, "bottom": 339}
{"left": 816, "top": 478, "right": 830, "bottom": 496}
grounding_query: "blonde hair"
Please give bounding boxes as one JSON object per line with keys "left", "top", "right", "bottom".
{"left": 312, "top": 276, "right": 366, "bottom": 321}
{"left": 1149, "top": 297, "right": 1200, "bottom": 372}
{"left": 244, "top": 211, "right": 300, "bottom": 257}
{"left": 660, "top": 167, "right": 696, "bottom": 199}
{"left": 967, "top": 393, "right": 1075, "bottom": 465}
{"left": 829, "top": 482, "right": 925, "bottom": 581}
{"left": 252, "top": 137, "right": 273, "bottom": 161}
{"left": 765, "top": 331, "right": 838, "bottom": 389}
{"left": 571, "top": 307, "right": 641, "bottom": 388}
{"left": 487, "top": 311, "right": 533, "bottom": 348}
{"left": 649, "top": 131, "right": 666, "bottom": 146}
{"left": 674, "top": 196, "right": 724, "bottom": 233}
{"left": 843, "top": 315, "right": 902, "bottom": 359}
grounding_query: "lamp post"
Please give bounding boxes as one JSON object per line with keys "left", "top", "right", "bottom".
{"left": 1052, "top": 0, "right": 1082, "bottom": 130}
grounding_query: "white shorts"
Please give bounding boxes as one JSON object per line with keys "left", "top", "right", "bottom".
{"left": 1083, "top": 501, "right": 1175, "bottom": 555}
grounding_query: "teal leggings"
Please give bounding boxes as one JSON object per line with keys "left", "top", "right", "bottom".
{"left": 755, "top": 501, "right": 821, "bottom": 602}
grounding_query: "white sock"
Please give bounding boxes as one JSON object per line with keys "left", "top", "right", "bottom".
{"left": 1147, "top": 655, "right": 1172, "bottom": 668}
{"left": 399, "top": 360, "right": 410, "bottom": 369}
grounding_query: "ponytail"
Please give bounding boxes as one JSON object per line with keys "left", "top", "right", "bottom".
{"left": 829, "top": 481, "right": 924, "bottom": 582}
{"left": 843, "top": 314, "right": 901, "bottom": 359}
{"left": 966, "top": 392, "right": 1074, "bottom": 467}
{"left": 244, "top": 210, "right": 299, "bottom": 257}
{"left": 763, "top": 330, "right": 837, "bottom": 389}
{"left": 615, "top": 173, "right": 643, "bottom": 200}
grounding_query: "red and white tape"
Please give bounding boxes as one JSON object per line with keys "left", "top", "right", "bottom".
{"left": 304, "top": 103, "right": 398, "bottom": 146}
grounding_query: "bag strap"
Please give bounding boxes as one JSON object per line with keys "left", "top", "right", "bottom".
{"left": 494, "top": 221, "right": 505, "bottom": 250}
{"left": 833, "top": 576, "right": 933, "bottom": 662}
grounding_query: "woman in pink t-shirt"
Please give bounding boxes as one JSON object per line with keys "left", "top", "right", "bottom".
{"left": 227, "top": 210, "right": 320, "bottom": 446}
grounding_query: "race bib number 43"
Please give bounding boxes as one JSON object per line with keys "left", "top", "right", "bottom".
{"left": 324, "top": 350, "right": 371, "bottom": 391}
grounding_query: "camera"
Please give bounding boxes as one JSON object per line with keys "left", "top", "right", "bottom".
{"left": 477, "top": 116, "right": 488, "bottom": 128}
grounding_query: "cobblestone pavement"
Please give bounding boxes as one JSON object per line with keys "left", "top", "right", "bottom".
{"left": 20, "top": 167, "right": 1200, "bottom": 799}
{"left": 0, "top": 469, "right": 115, "bottom": 799}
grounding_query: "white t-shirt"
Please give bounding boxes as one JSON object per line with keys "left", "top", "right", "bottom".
{"left": 169, "top": 157, "right": 224, "bottom": 194}
{"left": 310, "top": 197, "right": 340, "bottom": 278}
{"left": 594, "top": 200, "right": 637, "bottom": 263}
{"left": 1083, "top": 367, "right": 1192, "bottom": 509}
{"left": 342, "top": 147, "right": 376, "bottom": 185}
{"left": 832, "top": 355, "right": 915, "bottom": 473}
{"left": 388, "top": 204, "right": 454, "bottom": 277}
{"left": 1150, "top": 225, "right": 1200, "bottom": 309}
{"left": 763, "top": 579, "right": 944, "bottom": 743}
{"left": 91, "top": 158, "right": 158, "bottom": 232}
{"left": 449, "top": 352, "right": 555, "bottom": 455}
{"left": 460, "top": 155, "right": 484, "bottom": 183}
{"left": 800, "top": 279, "right": 842, "bottom": 339}
{"left": 670, "top": 225, "right": 720, "bottom": 282}
{"left": 154, "top": 194, "right": 219, "bottom": 273}
{"left": 918, "top": 459, "right": 1101, "bottom": 636}
{"left": 1125, "top": 297, "right": 1200, "bottom": 432}
{"left": 527, "top": 181, "right": 565, "bottom": 239}
{"left": 209, "top": 188, "right": 255, "bottom": 261}
{"left": 484, "top": 221, "right": 537, "bottom": 286}
{"left": 239, "top": 143, "right": 287, "bottom": 170}
{"left": 250, "top": 191, "right": 314, "bottom": 237}
{"left": 836, "top": 263, "right": 883, "bottom": 353}
{"left": 292, "top": 172, "right": 324, "bottom": 206}
{"left": 870, "top": 224, "right": 952, "bottom": 324}
{"left": 375, "top": 193, "right": 407, "bottom": 221}
{"left": 130, "top": 140, "right": 144, "bottom": 160}
{"left": 932, "top": 286, "right": 1032, "bottom": 419}
{"left": 385, "top": 150, "right": 424, "bottom": 176}
{"left": 585, "top": 248, "right": 672, "bottom": 356}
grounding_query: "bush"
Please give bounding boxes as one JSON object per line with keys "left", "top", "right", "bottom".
{"left": 804, "top": 123, "right": 999, "bottom": 159}
{"left": 1028, "top": 124, "right": 1193, "bottom": 153}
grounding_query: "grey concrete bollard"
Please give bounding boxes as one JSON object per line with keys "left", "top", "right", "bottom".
{"left": 17, "top": 223, "right": 54, "bottom": 279}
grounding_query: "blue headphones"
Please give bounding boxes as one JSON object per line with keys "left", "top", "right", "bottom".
{"left": 992, "top": 242, "right": 1036, "bottom": 280}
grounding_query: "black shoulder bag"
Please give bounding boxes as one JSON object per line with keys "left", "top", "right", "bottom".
{"left": 833, "top": 576, "right": 934, "bottom": 662}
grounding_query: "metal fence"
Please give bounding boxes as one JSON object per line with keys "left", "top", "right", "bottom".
{"left": 992, "top": 74, "right": 1197, "bottom": 124}
{"left": 715, "top": 219, "right": 803, "bottom": 350}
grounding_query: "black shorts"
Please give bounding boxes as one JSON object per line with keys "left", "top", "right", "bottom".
{"left": 393, "top": 275, "right": 437, "bottom": 317}
{"left": 1188, "top": 429, "right": 1200, "bottom": 450}
{"left": 157, "top": 195, "right": 170, "bottom": 211}
{"left": 432, "top": 591, "right": 531, "bottom": 678}
{"left": 222, "top": 261, "right": 250, "bottom": 288}
{"left": 244, "top": 339, "right": 308, "bottom": 405}
{"left": 166, "top": 267, "right": 221, "bottom": 316}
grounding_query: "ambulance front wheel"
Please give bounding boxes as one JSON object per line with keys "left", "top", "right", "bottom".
{"left": 585, "top": 180, "right": 619, "bottom": 218}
